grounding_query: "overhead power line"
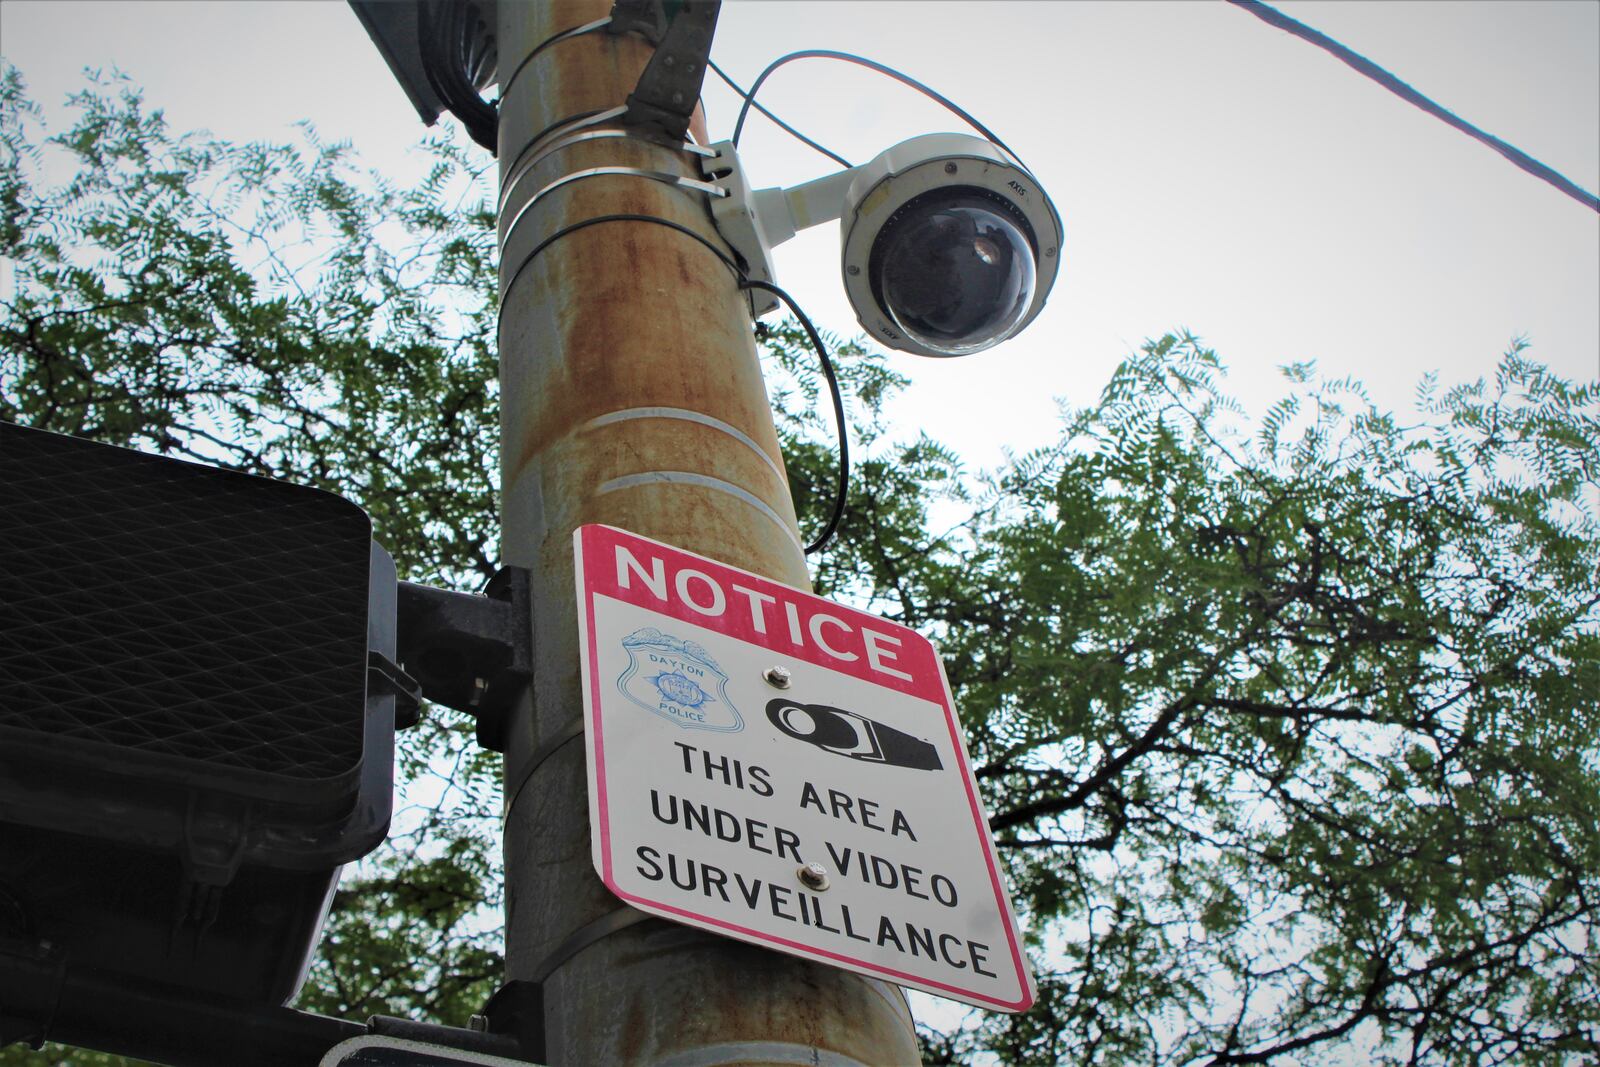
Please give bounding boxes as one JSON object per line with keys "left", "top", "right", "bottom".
{"left": 1227, "top": 0, "right": 1600, "bottom": 214}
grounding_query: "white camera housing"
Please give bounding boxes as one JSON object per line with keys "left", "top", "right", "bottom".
{"left": 703, "top": 132, "right": 1063, "bottom": 357}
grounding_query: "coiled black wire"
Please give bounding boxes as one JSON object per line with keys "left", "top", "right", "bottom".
{"left": 739, "top": 279, "right": 849, "bottom": 556}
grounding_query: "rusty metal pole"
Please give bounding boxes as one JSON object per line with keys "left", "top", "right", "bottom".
{"left": 493, "top": 1, "right": 920, "bottom": 1063}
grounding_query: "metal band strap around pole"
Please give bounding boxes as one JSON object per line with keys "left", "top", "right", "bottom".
{"left": 499, "top": 718, "right": 653, "bottom": 983}
{"left": 497, "top": 166, "right": 726, "bottom": 263}
{"left": 497, "top": 16, "right": 615, "bottom": 107}
{"left": 526, "top": 905, "right": 653, "bottom": 987}
{"left": 498, "top": 126, "right": 714, "bottom": 218}
{"left": 501, "top": 716, "right": 585, "bottom": 828}
{"left": 498, "top": 104, "right": 630, "bottom": 213}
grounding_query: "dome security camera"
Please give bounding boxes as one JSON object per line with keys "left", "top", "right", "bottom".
{"left": 703, "top": 132, "right": 1062, "bottom": 357}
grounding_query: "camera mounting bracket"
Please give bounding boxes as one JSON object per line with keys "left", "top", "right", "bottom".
{"left": 614, "top": 0, "right": 721, "bottom": 141}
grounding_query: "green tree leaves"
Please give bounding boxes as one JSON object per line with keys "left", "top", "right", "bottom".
{"left": 3, "top": 72, "right": 1596, "bottom": 1066}
{"left": 0, "top": 67, "right": 500, "bottom": 587}
{"left": 887, "top": 336, "right": 1600, "bottom": 1064}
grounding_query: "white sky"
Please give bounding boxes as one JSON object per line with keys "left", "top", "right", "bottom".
{"left": 2, "top": 2, "right": 1594, "bottom": 1050}
{"left": 2, "top": 0, "right": 1596, "bottom": 471}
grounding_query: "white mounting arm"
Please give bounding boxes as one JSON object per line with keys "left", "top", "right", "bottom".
{"left": 749, "top": 168, "right": 857, "bottom": 246}
{"left": 702, "top": 142, "right": 856, "bottom": 317}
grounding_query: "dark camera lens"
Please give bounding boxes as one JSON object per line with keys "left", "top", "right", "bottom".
{"left": 869, "top": 186, "right": 1037, "bottom": 356}
{"left": 767, "top": 700, "right": 863, "bottom": 750}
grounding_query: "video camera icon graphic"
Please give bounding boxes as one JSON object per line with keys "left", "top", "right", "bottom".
{"left": 766, "top": 699, "right": 943, "bottom": 772}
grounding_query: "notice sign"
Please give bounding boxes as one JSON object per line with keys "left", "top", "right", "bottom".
{"left": 575, "top": 524, "right": 1035, "bottom": 1012}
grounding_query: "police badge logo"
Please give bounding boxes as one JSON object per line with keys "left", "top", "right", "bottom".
{"left": 616, "top": 627, "right": 743, "bottom": 732}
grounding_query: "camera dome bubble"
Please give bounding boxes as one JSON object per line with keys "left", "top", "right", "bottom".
{"left": 869, "top": 187, "right": 1037, "bottom": 356}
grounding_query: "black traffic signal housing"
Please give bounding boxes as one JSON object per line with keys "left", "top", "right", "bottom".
{"left": 0, "top": 421, "right": 405, "bottom": 1047}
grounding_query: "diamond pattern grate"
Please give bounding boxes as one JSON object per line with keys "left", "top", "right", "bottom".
{"left": 0, "top": 423, "right": 371, "bottom": 782}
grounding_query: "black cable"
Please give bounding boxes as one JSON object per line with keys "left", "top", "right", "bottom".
{"left": 496, "top": 214, "right": 850, "bottom": 556}
{"left": 499, "top": 15, "right": 614, "bottom": 103}
{"left": 739, "top": 280, "right": 849, "bottom": 556}
{"left": 494, "top": 106, "right": 625, "bottom": 215}
{"left": 729, "top": 49, "right": 1027, "bottom": 172}
{"left": 1228, "top": 0, "right": 1599, "bottom": 214}
{"left": 708, "top": 59, "right": 853, "bottom": 170}
{"left": 500, "top": 28, "right": 847, "bottom": 173}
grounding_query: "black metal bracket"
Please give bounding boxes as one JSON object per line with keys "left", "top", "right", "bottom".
{"left": 394, "top": 567, "right": 532, "bottom": 752}
{"left": 0, "top": 935, "right": 366, "bottom": 1066}
{"left": 367, "top": 650, "right": 423, "bottom": 730}
{"left": 611, "top": 0, "right": 722, "bottom": 141}
{"left": 479, "top": 979, "right": 544, "bottom": 1064}
{"left": 0, "top": 937, "right": 530, "bottom": 1065}
{"left": 0, "top": 933, "right": 64, "bottom": 1050}
{"left": 607, "top": 0, "right": 669, "bottom": 43}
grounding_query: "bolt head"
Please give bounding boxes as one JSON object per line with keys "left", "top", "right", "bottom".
{"left": 763, "top": 665, "right": 792, "bottom": 689}
{"left": 468, "top": 1014, "right": 489, "bottom": 1032}
{"left": 846, "top": 264, "right": 861, "bottom": 276}
{"left": 797, "top": 862, "right": 830, "bottom": 891}
{"left": 944, "top": 162, "right": 958, "bottom": 174}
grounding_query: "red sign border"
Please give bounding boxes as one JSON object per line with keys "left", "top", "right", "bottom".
{"left": 575, "top": 524, "right": 1035, "bottom": 1013}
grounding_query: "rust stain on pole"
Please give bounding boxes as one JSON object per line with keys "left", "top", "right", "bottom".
{"left": 495, "top": 0, "right": 919, "bottom": 1063}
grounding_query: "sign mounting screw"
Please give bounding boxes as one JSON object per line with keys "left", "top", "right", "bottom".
{"left": 763, "top": 665, "right": 792, "bottom": 689}
{"left": 797, "top": 862, "right": 830, "bottom": 891}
